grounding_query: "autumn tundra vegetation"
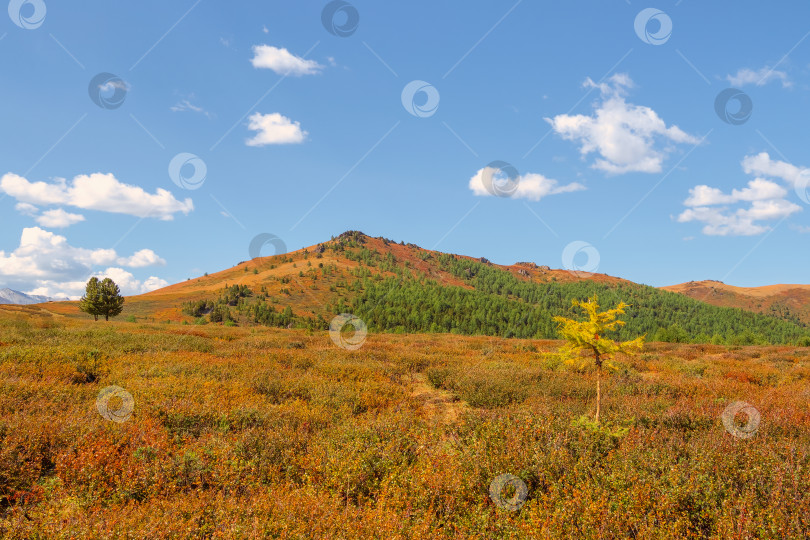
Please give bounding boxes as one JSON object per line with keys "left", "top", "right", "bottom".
{"left": 1, "top": 232, "right": 809, "bottom": 538}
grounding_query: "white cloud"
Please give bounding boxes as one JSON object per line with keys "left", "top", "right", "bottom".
{"left": 683, "top": 178, "right": 787, "bottom": 207}
{"left": 92, "top": 267, "right": 168, "bottom": 295}
{"left": 245, "top": 112, "right": 307, "bottom": 146}
{"left": 741, "top": 152, "right": 807, "bottom": 188}
{"left": 727, "top": 66, "right": 790, "bottom": 88}
{"left": 250, "top": 45, "right": 323, "bottom": 76}
{"left": 142, "top": 275, "right": 170, "bottom": 291}
{"left": 116, "top": 249, "right": 166, "bottom": 268}
{"left": 0, "top": 172, "right": 193, "bottom": 220}
{"left": 678, "top": 153, "right": 804, "bottom": 236}
{"left": 744, "top": 198, "right": 800, "bottom": 220}
{"left": 35, "top": 208, "right": 86, "bottom": 228}
{"left": 27, "top": 269, "right": 168, "bottom": 300}
{"left": 0, "top": 227, "right": 168, "bottom": 298}
{"left": 468, "top": 168, "right": 585, "bottom": 201}
{"left": 170, "top": 96, "right": 212, "bottom": 118}
{"left": 98, "top": 79, "right": 129, "bottom": 93}
{"left": 14, "top": 202, "right": 38, "bottom": 216}
{"left": 677, "top": 207, "right": 768, "bottom": 236}
{"left": 677, "top": 200, "right": 801, "bottom": 236}
{"left": 545, "top": 74, "right": 700, "bottom": 174}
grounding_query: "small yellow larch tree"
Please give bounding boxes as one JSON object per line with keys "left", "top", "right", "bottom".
{"left": 553, "top": 296, "right": 645, "bottom": 424}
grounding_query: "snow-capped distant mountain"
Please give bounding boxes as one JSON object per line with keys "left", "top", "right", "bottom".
{"left": 0, "top": 288, "right": 65, "bottom": 305}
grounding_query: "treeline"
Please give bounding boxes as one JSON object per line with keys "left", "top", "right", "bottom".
{"left": 343, "top": 254, "right": 810, "bottom": 345}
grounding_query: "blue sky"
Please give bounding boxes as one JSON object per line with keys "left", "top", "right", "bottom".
{"left": 2, "top": 0, "right": 810, "bottom": 298}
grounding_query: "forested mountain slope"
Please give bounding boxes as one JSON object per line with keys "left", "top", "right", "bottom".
{"left": 21, "top": 231, "right": 810, "bottom": 345}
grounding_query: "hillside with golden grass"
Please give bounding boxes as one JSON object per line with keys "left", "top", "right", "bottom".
{"left": 662, "top": 280, "right": 810, "bottom": 326}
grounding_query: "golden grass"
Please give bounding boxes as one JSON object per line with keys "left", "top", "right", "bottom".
{"left": 1, "top": 314, "right": 809, "bottom": 538}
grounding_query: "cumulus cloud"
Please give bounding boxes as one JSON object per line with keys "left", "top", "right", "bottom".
{"left": 545, "top": 74, "right": 700, "bottom": 174}
{"left": 0, "top": 227, "right": 168, "bottom": 299}
{"left": 678, "top": 153, "right": 805, "bottom": 236}
{"left": 116, "top": 249, "right": 166, "bottom": 268}
{"left": 14, "top": 202, "right": 38, "bottom": 216}
{"left": 91, "top": 267, "right": 168, "bottom": 296}
{"left": 245, "top": 112, "right": 307, "bottom": 146}
{"left": 35, "top": 208, "right": 86, "bottom": 228}
{"left": 250, "top": 45, "right": 323, "bottom": 76}
{"left": 726, "top": 66, "right": 790, "bottom": 88}
{"left": 468, "top": 168, "right": 585, "bottom": 201}
{"left": 26, "top": 269, "right": 168, "bottom": 300}
{"left": 683, "top": 178, "right": 787, "bottom": 207}
{"left": 0, "top": 172, "right": 193, "bottom": 220}
{"left": 677, "top": 200, "right": 800, "bottom": 236}
{"left": 741, "top": 152, "right": 808, "bottom": 188}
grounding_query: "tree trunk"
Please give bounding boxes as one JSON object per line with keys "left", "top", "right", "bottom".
{"left": 94, "top": 315, "right": 98, "bottom": 321}
{"left": 105, "top": 315, "right": 109, "bottom": 321}
{"left": 595, "top": 357, "right": 602, "bottom": 424}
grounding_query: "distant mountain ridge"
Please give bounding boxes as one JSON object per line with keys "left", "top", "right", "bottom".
{"left": 661, "top": 280, "right": 810, "bottom": 326}
{"left": 0, "top": 288, "right": 63, "bottom": 305}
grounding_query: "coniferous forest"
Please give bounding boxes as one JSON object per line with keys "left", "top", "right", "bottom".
{"left": 346, "top": 253, "right": 810, "bottom": 345}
